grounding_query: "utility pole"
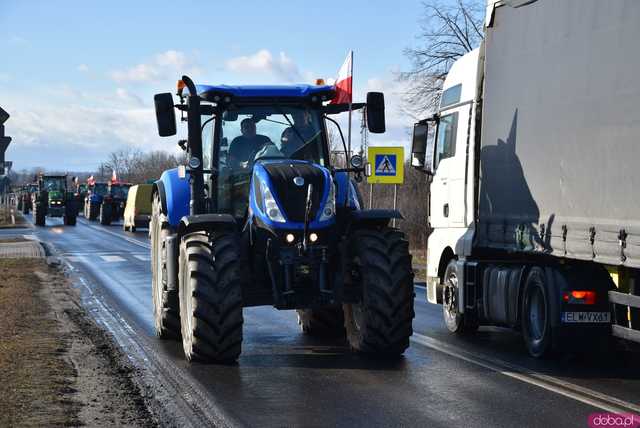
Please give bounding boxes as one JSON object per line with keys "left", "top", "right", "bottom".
{"left": 0, "top": 106, "right": 11, "bottom": 176}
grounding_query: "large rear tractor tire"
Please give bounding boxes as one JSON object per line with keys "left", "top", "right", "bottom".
{"left": 297, "top": 306, "right": 345, "bottom": 337}
{"left": 99, "top": 203, "right": 112, "bottom": 225}
{"left": 442, "top": 260, "right": 479, "bottom": 334}
{"left": 344, "top": 227, "right": 415, "bottom": 356}
{"left": 63, "top": 214, "right": 77, "bottom": 226}
{"left": 88, "top": 202, "right": 99, "bottom": 221}
{"left": 179, "top": 231, "right": 244, "bottom": 363}
{"left": 33, "top": 204, "right": 45, "bottom": 227}
{"left": 151, "top": 194, "right": 180, "bottom": 339}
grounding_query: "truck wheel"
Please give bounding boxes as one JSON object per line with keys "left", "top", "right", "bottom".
{"left": 344, "top": 227, "right": 414, "bottom": 356}
{"left": 522, "top": 267, "right": 552, "bottom": 358}
{"left": 151, "top": 194, "right": 180, "bottom": 339}
{"left": 99, "top": 204, "right": 112, "bottom": 225}
{"left": 179, "top": 231, "right": 244, "bottom": 363}
{"left": 442, "top": 259, "right": 479, "bottom": 334}
{"left": 297, "top": 306, "right": 345, "bottom": 337}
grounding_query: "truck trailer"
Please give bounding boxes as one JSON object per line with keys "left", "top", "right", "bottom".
{"left": 411, "top": 0, "right": 640, "bottom": 357}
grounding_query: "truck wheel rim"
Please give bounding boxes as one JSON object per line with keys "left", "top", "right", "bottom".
{"left": 444, "top": 273, "right": 458, "bottom": 316}
{"left": 528, "top": 287, "right": 546, "bottom": 341}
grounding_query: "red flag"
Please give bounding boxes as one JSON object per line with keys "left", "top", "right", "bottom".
{"left": 111, "top": 170, "right": 117, "bottom": 183}
{"left": 330, "top": 51, "right": 353, "bottom": 105}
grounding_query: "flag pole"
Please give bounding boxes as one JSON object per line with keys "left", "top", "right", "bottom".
{"left": 347, "top": 50, "right": 353, "bottom": 163}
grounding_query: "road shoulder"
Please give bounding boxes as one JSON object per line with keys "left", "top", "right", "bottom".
{"left": 0, "top": 240, "right": 157, "bottom": 427}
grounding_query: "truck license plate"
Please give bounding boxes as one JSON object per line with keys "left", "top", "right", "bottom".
{"left": 561, "top": 312, "right": 611, "bottom": 323}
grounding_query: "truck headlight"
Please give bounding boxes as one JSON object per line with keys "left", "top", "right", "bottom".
{"left": 318, "top": 178, "right": 336, "bottom": 222}
{"left": 260, "top": 179, "right": 286, "bottom": 223}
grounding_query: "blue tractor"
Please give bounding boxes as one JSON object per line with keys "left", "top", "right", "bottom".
{"left": 84, "top": 181, "right": 108, "bottom": 221}
{"left": 151, "top": 76, "right": 414, "bottom": 363}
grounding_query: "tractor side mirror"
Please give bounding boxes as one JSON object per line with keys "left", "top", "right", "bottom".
{"left": 366, "top": 92, "right": 385, "bottom": 134}
{"left": 154, "top": 93, "right": 177, "bottom": 137}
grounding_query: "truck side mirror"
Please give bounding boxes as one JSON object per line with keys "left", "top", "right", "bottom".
{"left": 411, "top": 121, "right": 436, "bottom": 175}
{"left": 154, "top": 93, "right": 177, "bottom": 137}
{"left": 366, "top": 92, "right": 386, "bottom": 134}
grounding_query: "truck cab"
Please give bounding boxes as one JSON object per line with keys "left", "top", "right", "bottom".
{"left": 411, "top": 48, "right": 483, "bottom": 304}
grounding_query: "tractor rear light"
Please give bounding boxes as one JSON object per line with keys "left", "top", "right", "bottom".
{"left": 563, "top": 290, "right": 596, "bottom": 305}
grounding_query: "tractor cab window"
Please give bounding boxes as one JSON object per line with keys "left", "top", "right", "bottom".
{"left": 93, "top": 183, "right": 108, "bottom": 196}
{"left": 215, "top": 105, "right": 327, "bottom": 218}
{"left": 43, "top": 177, "right": 66, "bottom": 192}
{"left": 111, "top": 185, "right": 130, "bottom": 199}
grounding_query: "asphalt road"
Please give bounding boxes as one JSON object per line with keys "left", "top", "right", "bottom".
{"left": 5, "top": 215, "right": 640, "bottom": 427}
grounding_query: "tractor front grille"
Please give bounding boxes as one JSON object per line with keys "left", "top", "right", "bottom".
{"left": 263, "top": 163, "right": 325, "bottom": 223}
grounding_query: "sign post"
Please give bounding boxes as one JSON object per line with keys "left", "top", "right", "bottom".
{"left": 0, "top": 107, "right": 11, "bottom": 176}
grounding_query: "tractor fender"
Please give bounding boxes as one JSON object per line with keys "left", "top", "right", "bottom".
{"left": 347, "top": 209, "right": 403, "bottom": 232}
{"left": 335, "top": 172, "right": 364, "bottom": 210}
{"left": 177, "top": 214, "right": 236, "bottom": 238}
{"left": 154, "top": 168, "right": 190, "bottom": 228}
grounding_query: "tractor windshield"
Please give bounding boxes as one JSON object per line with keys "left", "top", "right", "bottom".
{"left": 93, "top": 183, "right": 108, "bottom": 196}
{"left": 220, "top": 105, "right": 327, "bottom": 170}
{"left": 214, "top": 105, "right": 327, "bottom": 218}
{"left": 111, "top": 184, "right": 130, "bottom": 199}
{"left": 43, "top": 177, "right": 66, "bottom": 192}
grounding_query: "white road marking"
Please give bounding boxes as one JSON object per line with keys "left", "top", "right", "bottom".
{"left": 134, "top": 254, "right": 150, "bottom": 261}
{"left": 411, "top": 332, "right": 640, "bottom": 414}
{"left": 78, "top": 218, "right": 151, "bottom": 249}
{"left": 100, "top": 255, "right": 125, "bottom": 262}
{"left": 67, "top": 256, "right": 86, "bottom": 263}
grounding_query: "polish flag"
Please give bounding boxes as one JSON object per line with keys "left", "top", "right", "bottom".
{"left": 111, "top": 170, "right": 117, "bottom": 183}
{"left": 87, "top": 175, "right": 95, "bottom": 186}
{"left": 330, "top": 51, "right": 353, "bottom": 105}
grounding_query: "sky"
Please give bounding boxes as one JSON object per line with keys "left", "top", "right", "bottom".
{"left": 0, "top": 0, "right": 425, "bottom": 171}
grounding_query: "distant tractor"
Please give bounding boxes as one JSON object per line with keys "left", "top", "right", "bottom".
{"left": 84, "top": 181, "right": 108, "bottom": 221}
{"left": 17, "top": 183, "right": 36, "bottom": 214}
{"left": 150, "top": 76, "right": 414, "bottom": 363}
{"left": 99, "top": 181, "right": 132, "bottom": 225}
{"left": 75, "top": 182, "right": 88, "bottom": 212}
{"left": 32, "top": 174, "right": 78, "bottom": 226}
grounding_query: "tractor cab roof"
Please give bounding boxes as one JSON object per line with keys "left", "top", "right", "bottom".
{"left": 196, "top": 84, "right": 336, "bottom": 103}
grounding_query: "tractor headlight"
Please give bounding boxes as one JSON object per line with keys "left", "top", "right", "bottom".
{"left": 318, "top": 178, "right": 336, "bottom": 222}
{"left": 260, "top": 179, "right": 286, "bottom": 223}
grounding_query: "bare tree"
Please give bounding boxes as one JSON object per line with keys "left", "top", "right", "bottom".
{"left": 101, "top": 148, "right": 183, "bottom": 184}
{"left": 400, "top": 0, "right": 484, "bottom": 115}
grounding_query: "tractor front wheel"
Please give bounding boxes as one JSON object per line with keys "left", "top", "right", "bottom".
{"left": 344, "top": 227, "right": 414, "bottom": 356}
{"left": 33, "top": 204, "right": 45, "bottom": 227}
{"left": 179, "top": 231, "right": 244, "bottom": 363}
{"left": 151, "top": 194, "right": 180, "bottom": 339}
{"left": 99, "top": 203, "right": 112, "bottom": 225}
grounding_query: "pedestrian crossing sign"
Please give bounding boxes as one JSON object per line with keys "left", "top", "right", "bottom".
{"left": 367, "top": 146, "right": 404, "bottom": 184}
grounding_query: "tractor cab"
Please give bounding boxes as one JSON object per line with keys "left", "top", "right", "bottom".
{"left": 150, "top": 76, "right": 414, "bottom": 363}
{"left": 32, "top": 174, "right": 78, "bottom": 226}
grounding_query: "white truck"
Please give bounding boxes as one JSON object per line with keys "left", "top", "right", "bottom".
{"left": 411, "top": 0, "right": 640, "bottom": 357}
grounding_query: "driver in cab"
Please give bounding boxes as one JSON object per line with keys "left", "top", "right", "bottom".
{"left": 280, "top": 109, "right": 317, "bottom": 158}
{"left": 228, "top": 118, "right": 272, "bottom": 169}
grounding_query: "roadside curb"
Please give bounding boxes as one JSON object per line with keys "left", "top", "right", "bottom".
{"left": 0, "top": 237, "right": 46, "bottom": 259}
